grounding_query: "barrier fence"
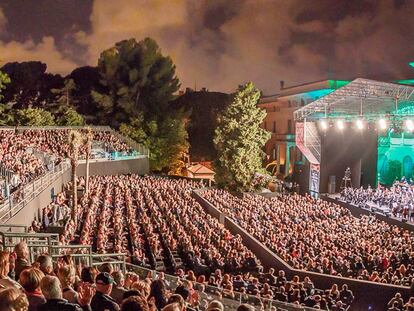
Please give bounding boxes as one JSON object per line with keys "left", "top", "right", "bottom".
{"left": 0, "top": 228, "right": 317, "bottom": 311}
{"left": 0, "top": 160, "right": 71, "bottom": 223}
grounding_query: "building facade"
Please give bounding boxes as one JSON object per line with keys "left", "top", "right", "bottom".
{"left": 258, "top": 80, "right": 349, "bottom": 177}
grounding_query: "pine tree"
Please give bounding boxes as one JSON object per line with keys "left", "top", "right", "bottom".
{"left": 214, "top": 82, "right": 271, "bottom": 192}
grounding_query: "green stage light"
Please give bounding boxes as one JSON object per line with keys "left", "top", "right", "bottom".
{"left": 409, "top": 62, "right": 414, "bottom": 68}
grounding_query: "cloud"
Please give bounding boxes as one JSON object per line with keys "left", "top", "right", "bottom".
{"left": 0, "top": 6, "right": 77, "bottom": 74}
{"left": 0, "top": 36, "right": 78, "bottom": 74}
{"left": 2, "top": 0, "right": 414, "bottom": 93}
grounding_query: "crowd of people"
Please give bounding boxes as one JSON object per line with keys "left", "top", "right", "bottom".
{"left": 202, "top": 189, "right": 414, "bottom": 287}
{"left": 0, "top": 241, "right": 271, "bottom": 311}
{"left": 340, "top": 181, "right": 414, "bottom": 221}
{"left": 0, "top": 128, "right": 135, "bottom": 204}
{"left": 37, "top": 175, "right": 352, "bottom": 310}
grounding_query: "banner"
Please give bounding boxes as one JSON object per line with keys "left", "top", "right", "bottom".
{"left": 309, "top": 163, "right": 320, "bottom": 196}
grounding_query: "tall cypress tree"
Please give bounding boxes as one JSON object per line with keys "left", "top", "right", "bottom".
{"left": 214, "top": 82, "right": 270, "bottom": 192}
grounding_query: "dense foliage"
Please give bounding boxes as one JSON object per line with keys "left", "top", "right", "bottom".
{"left": 171, "top": 91, "right": 232, "bottom": 162}
{"left": 0, "top": 37, "right": 234, "bottom": 172}
{"left": 214, "top": 82, "right": 270, "bottom": 192}
{"left": 92, "top": 38, "right": 187, "bottom": 172}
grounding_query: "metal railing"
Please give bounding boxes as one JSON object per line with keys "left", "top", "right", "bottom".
{"left": 0, "top": 231, "right": 59, "bottom": 262}
{"left": 0, "top": 229, "right": 316, "bottom": 311}
{"left": 0, "top": 160, "right": 71, "bottom": 223}
{"left": 124, "top": 263, "right": 319, "bottom": 311}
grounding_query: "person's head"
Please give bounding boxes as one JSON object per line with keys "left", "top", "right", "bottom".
{"left": 99, "top": 262, "right": 114, "bottom": 274}
{"left": 167, "top": 294, "right": 185, "bottom": 309}
{"left": 0, "top": 287, "right": 29, "bottom": 311}
{"left": 149, "top": 279, "right": 166, "bottom": 301}
{"left": 14, "top": 241, "right": 29, "bottom": 260}
{"left": 58, "top": 265, "right": 76, "bottom": 287}
{"left": 96, "top": 272, "right": 115, "bottom": 295}
{"left": 131, "top": 281, "right": 150, "bottom": 298}
{"left": 121, "top": 295, "right": 149, "bottom": 311}
{"left": 19, "top": 267, "right": 45, "bottom": 293}
{"left": 81, "top": 266, "right": 97, "bottom": 283}
{"left": 36, "top": 255, "right": 53, "bottom": 275}
{"left": 0, "top": 251, "right": 10, "bottom": 277}
{"left": 112, "top": 270, "right": 125, "bottom": 287}
{"left": 40, "top": 275, "right": 63, "bottom": 300}
{"left": 174, "top": 285, "right": 189, "bottom": 301}
{"left": 207, "top": 300, "right": 224, "bottom": 311}
{"left": 237, "top": 304, "right": 255, "bottom": 311}
{"left": 161, "top": 303, "right": 182, "bottom": 311}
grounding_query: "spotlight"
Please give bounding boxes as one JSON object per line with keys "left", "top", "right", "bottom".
{"left": 378, "top": 118, "right": 387, "bottom": 130}
{"left": 336, "top": 119, "right": 344, "bottom": 130}
{"left": 356, "top": 119, "right": 364, "bottom": 130}
{"left": 320, "top": 119, "right": 328, "bottom": 131}
{"left": 405, "top": 120, "right": 414, "bottom": 132}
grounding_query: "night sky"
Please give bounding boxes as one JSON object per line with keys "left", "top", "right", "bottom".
{"left": 0, "top": 0, "right": 414, "bottom": 94}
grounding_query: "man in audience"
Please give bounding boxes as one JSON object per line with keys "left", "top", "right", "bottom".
{"left": 0, "top": 251, "right": 22, "bottom": 289}
{"left": 36, "top": 255, "right": 54, "bottom": 276}
{"left": 110, "top": 271, "right": 127, "bottom": 305}
{"left": 14, "top": 241, "right": 31, "bottom": 280}
{"left": 38, "top": 275, "right": 93, "bottom": 311}
{"left": 91, "top": 272, "right": 120, "bottom": 311}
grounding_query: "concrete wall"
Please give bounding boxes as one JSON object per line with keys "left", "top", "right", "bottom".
{"left": 192, "top": 190, "right": 411, "bottom": 311}
{"left": 77, "top": 157, "right": 149, "bottom": 177}
{"left": 6, "top": 157, "right": 149, "bottom": 227}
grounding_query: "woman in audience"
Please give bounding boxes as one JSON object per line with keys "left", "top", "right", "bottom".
{"left": 0, "top": 287, "right": 29, "bottom": 311}
{"left": 19, "top": 268, "right": 46, "bottom": 311}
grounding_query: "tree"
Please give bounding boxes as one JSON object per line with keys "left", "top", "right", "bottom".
{"left": 171, "top": 91, "right": 232, "bottom": 161}
{"left": 14, "top": 108, "right": 56, "bottom": 126}
{"left": 214, "top": 82, "right": 271, "bottom": 192}
{"left": 1, "top": 61, "right": 63, "bottom": 108}
{"left": 93, "top": 37, "right": 185, "bottom": 172}
{"left": 119, "top": 109, "right": 189, "bottom": 173}
{"left": 68, "top": 130, "right": 82, "bottom": 226}
{"left": 92, "top": 37, "right": 180, "bottom": 127}
{"left": 0, "top": 70, "right": 11, "bottom": 101}
{"left": 58, "top": 107, "right": 85, "bottom": 126}
{"left": 51, "top": 78, "right": 77, "bottom": 111}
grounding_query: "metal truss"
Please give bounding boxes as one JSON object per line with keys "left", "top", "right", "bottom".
{"left": 294, "top": 78, "right": 414, "bottom": 121}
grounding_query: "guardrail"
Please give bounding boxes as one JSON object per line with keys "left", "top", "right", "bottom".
{"left": 0, "top": 232, "right": 59, "bottom": 262}
{"left": 0, "top": 224, "right": 28, "bottom": 232}
{"left": 0, "top": 160, "right": 70, "bottom": 223}
{"left": 0, "top": 228, "right": 315, "bottom": 311}
{"left": 124, "top": 263, "right": 319, "bottom": 311}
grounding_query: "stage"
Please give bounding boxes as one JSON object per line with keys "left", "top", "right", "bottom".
{"left": 324, "top": 193, "right": 414, "bottom": 231}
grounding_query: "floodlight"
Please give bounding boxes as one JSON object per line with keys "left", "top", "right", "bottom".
{"left": 336, "top": 120, "right": 344, "bottom": 130}
{"left": 378, "top": 118, "right": 387, "bottom": 130}
{"left": 405, "top": 119, "right": 414, "bottom": 132}
{"left": 320, "top": 119, "right": 328, "bottom": 131}
{"left": 356, "top": 119, "right": 364, "bottom": 130}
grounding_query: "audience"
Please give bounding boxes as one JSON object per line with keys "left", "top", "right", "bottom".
{"left": 203, "top": 189, "right": 414, "bottom": 287}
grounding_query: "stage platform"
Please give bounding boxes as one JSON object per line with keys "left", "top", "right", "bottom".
{"left": 323, "top": 193, "right": 414, "bottom": 231}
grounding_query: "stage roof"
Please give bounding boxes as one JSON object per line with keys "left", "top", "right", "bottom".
{"left": 294, "top": 78, "right": 414, "bottom": 121}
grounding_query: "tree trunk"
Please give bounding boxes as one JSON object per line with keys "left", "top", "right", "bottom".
{"left": 85, "top": 153, "right": 90, "bottom": 193}
{"left": 71, "top": 160, "right": 78, "bottom": 227}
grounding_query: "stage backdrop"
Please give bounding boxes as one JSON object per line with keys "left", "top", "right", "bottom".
{"left": 319, "top": 127, "right": 378, "bottom": 193}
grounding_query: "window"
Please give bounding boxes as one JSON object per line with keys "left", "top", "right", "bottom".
{"left": 264, "top": 121, "right": 267, "bottom": 130}
{"left": 273, "top": 121, "right": 277, "bottom": 133}
{"left": 287, "top": 120, "right": 292, "bottom": 134}
{"left": 273, "top": 106, "right": 277, "bottom": 112}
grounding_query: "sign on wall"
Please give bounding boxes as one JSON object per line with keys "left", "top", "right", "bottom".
{"left": 309, "top": 163, "right": 320, "bottom": 197}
